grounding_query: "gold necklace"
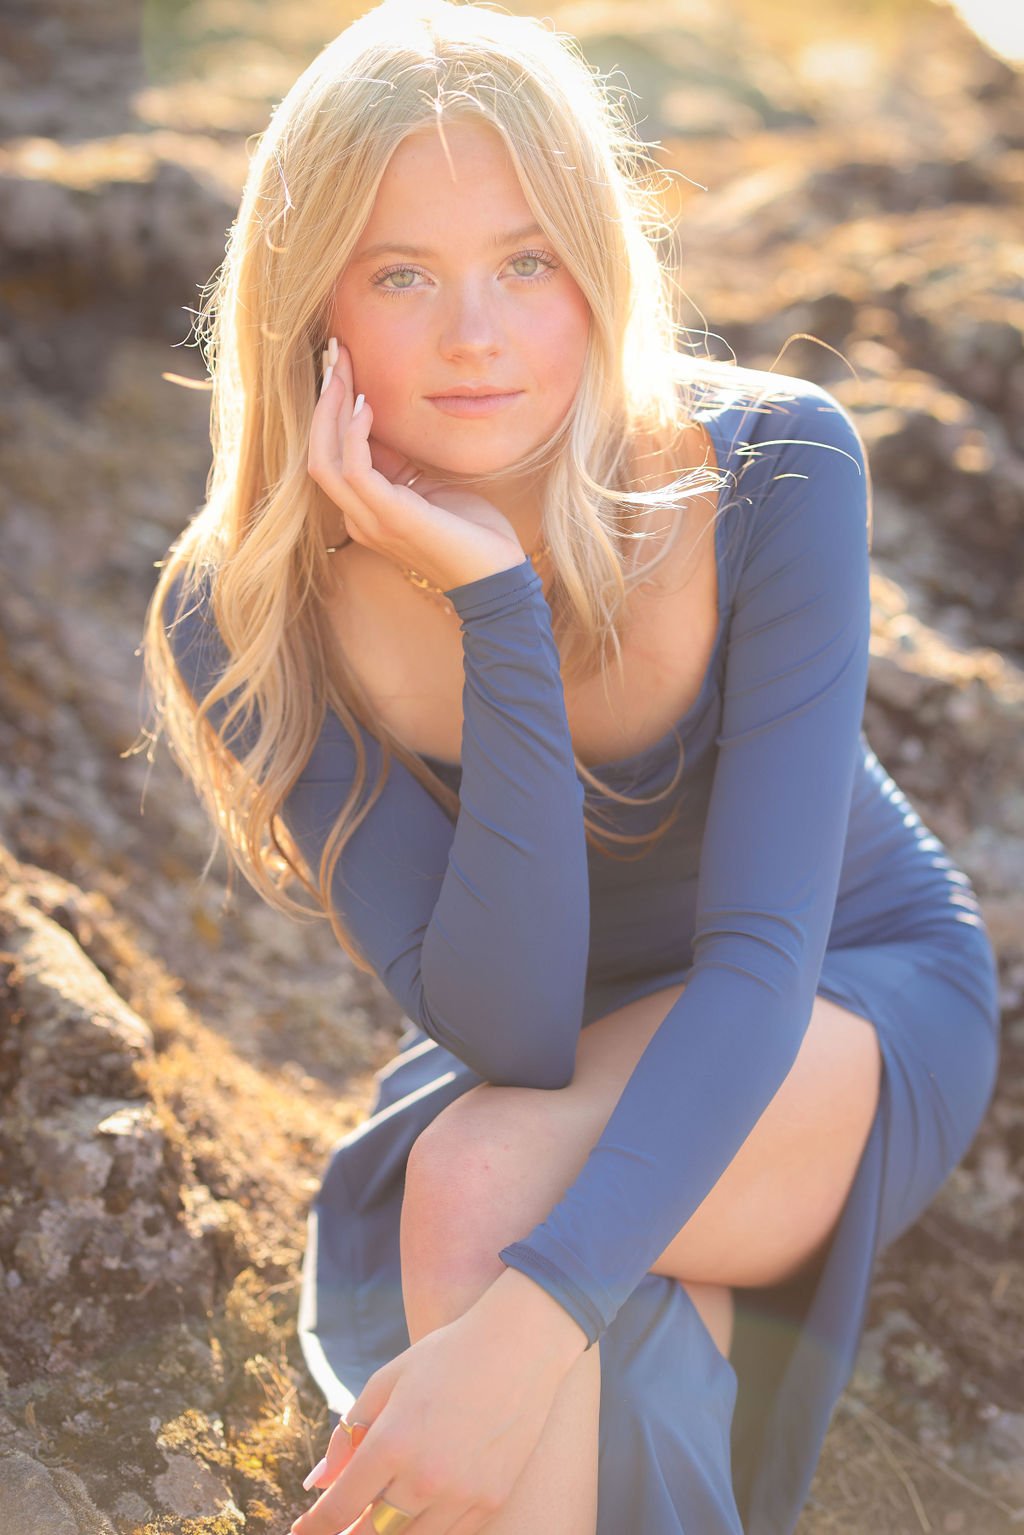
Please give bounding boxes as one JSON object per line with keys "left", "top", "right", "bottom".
{"left": 398, "top": 537, "right": 550, "bottom": 616}
{"left": 326, "top": 469, "right": 550, "bottom": 617}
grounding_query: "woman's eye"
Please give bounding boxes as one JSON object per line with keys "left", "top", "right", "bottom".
{"left": 373, "top": 267, "right": 418, "bottom": 292}
{"left": 509, "top": 251, "right": 556, "bottom": 278}
{"left": 370, "top": 249, "right": 559, "bottom": 296}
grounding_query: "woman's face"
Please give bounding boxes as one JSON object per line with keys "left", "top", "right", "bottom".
{"left": 328, "top": 118, "right": 592, "bottom": 481}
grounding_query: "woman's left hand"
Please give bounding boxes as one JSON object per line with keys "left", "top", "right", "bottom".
{"left": 291, "top": 1289, "right": 577, "bottom": 1534}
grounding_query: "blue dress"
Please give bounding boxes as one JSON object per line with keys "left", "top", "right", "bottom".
{"left": 166, "top": 369, "right": 1001, "bottom": 1534}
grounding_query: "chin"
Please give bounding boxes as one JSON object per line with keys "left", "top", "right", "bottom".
{"left": 417, "top": 443, "right": 536, "bottom": 480}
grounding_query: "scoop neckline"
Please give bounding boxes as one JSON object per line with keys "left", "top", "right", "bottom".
{"left": 419, "top": 408, "right": 733, "bottom": 780}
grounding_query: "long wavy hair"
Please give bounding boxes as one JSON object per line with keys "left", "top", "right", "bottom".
{"left": 136, "top": 0, "right": 754, "bottom": 974}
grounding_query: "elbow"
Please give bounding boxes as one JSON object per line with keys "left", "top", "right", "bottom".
{"left": 491, "top": 1052, "right": 576, "bottom": 1091}
{"left": 416, "top": 990, "right": 579, "bottom": 1091}
{"left": 478, "top": 1059, "right": 575, "bottom": 1091}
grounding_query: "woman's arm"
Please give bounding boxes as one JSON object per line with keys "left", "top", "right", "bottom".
{"left": 496, "top": 384, "right": 873, "bottom": 1345}
{"left": 165, "top": 557, "right": 590, "bottom": 1089}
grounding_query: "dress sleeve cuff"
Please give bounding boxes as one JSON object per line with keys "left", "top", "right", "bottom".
{"left": 497, "top": 1239, "right": 608, "bottom": 1350}
{"left": 443, "top": 557, "right": 541, "bottom": 622}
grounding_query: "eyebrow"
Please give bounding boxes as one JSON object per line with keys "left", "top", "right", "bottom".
{"left": 352, "top": 221, "right": 546, "bottom": 263}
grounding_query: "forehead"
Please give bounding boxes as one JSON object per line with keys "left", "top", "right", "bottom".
{"left": 368, "top": 119, "right": 530, "bottom": 220}
{"left": 386, "top": 116, "right": 511, "bottom": 171}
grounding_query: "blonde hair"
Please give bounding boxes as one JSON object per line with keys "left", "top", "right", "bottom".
{"left": 136, "top": 0, "right": 747, "bottom": 973}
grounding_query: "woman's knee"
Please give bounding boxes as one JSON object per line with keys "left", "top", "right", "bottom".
{"left": 402, "top": 1085, "right": 559, "bottom": 1260}
{"left": 406, "top": 982, "right": 689, "bottom": 1215}
{"left": 408, "top": 1083, "right": 535, "bottom": 1187}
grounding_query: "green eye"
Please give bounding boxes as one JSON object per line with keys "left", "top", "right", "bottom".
{"left": 370, "top": 248, "right": 560, "bottom": 297}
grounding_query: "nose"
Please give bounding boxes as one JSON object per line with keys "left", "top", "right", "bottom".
{"left": 439, "top": 279, "right": 503, "bottom": 362}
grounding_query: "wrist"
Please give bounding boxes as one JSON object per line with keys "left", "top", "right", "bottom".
{"left": 472, "top": 1264, "right": 590, "bottom": 1373}
{"left": 440, "top": 549, "right": 528, "bottom": 594}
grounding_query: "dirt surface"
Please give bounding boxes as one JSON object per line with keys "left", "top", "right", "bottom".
{"left": 0, "top": 0, "right": 1021, "bottom": 1529}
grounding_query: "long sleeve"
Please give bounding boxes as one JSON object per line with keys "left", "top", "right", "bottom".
{"left": 498, "top": 385, "right": 873, "bottom": 1347}
{"left": 164, "top": 557, "right": 591, "bottom": 1089}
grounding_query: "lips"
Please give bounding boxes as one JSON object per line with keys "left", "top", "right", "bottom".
{"left": 427, "top": 391, "right": 523, "bottom": 417}
{"left": 426, "top": 388, "right": 520, "bottom": 398}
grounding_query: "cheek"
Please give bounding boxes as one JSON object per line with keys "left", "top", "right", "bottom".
{"left": 537, "top": 291, "right": 591, "bottom": 387}
{"left": 330, "top": 293, "right": 415, "bottom": 407}
{"left": 329, "top": 283, "right": 390, "bottom": 360}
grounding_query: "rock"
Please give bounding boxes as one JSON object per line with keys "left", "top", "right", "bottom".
{"left": 22, "top": 1105, "right": 116, "bottom": 1202}
{"left": 935, "top": 1145, "right": 1022, "bottom": 1243}
{"left": 0, "top": 0, "right": 144, "bottom": 141}
{"left": 0, "top": 136, "right": 238, "bottom": 402}
{"left": 152, "top": 1452, "right": 244, "bottom": 1523}
{"left": 0, "top": 1449, "right": 115, "bottom": 1535}
{"left": 867, "top": 650, "right": 940, "bottom": 714}
{"left": 956, "top": 1409, "right": 1024, "bottom": 1503}
{"left": 8, "top": 903, "right": 153, "bottom": 1108}
{"left": 849, "top": 1306, "right": 920, "bottom": 1396}
{"left": 46, "top": 1464, "right": 119, "bottom": 1535}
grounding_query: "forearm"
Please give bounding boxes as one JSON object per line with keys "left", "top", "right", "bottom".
{"left": 417, "top": 559, "right": 590, "bottom": 1088}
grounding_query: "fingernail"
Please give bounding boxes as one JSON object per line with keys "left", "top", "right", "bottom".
{"left": 353, "top": 392, "right": 364, "bottom": 415}
{"left": 320, "top": 365, "right": 334, "bottom": 397}
{"left": 328, "top": 336, "right": 339, "bottom": 367}
{"left": 302, "top": 1455, "right": 328, "bottom": 1490}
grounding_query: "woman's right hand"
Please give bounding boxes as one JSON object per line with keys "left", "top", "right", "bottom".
{"left": 308, "top": 340, "right": 528, "bottom": 591}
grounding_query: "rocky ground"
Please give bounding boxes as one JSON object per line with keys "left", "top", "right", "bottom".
{"left": 0, "top": 0, "right": 1021, "bottom": 1530}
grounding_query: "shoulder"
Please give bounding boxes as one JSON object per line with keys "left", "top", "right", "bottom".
{"left": 757, "top": 373, "right": 865, "bottom": 472}
{"left": 696, "top": 367, "right": 869, "bottom": 532}
{"left": 698, "top": 365, "right": 865, "bottom": 475}
{"left": 698, "top": 371, "right": 872, "bottom": 593}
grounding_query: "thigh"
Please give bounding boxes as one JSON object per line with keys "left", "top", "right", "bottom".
{"left": 640, "top": 989, "right": 882, "bottom": 1287}
{"left": 414, "top": 980, "right": 882, "bottom": 1291}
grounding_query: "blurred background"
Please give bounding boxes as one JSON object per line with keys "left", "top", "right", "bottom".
{"left": 0, "top": 1, "right": 1021, "bottom": 1531}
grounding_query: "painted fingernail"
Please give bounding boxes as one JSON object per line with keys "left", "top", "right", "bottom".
{"left": 353, "top": 392, "right": 365, "bottom": 415}
{"left": 320, "top": 365, "right": 334, "bottom": 397}
{"left": 302, "top": 1455, "right": 328, "bottom": 1490}
{"left": 328, "top": 336, "right": 339, "bottom": 367}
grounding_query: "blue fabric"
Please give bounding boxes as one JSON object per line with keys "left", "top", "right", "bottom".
{"left": 165, "top": 368, "right": 1001, "bottom": 1533}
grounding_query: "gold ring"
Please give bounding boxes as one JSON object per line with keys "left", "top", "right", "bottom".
{"left": 338, "top": 1418, "right": 370, "bottom": 1449}
{"left": 370, "top": 1496, "right": 415, "bottom": 1533}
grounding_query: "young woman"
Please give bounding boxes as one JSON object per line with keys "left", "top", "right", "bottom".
{"left": 143, "top": 3, "right": 1002, "bottom": 1532}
